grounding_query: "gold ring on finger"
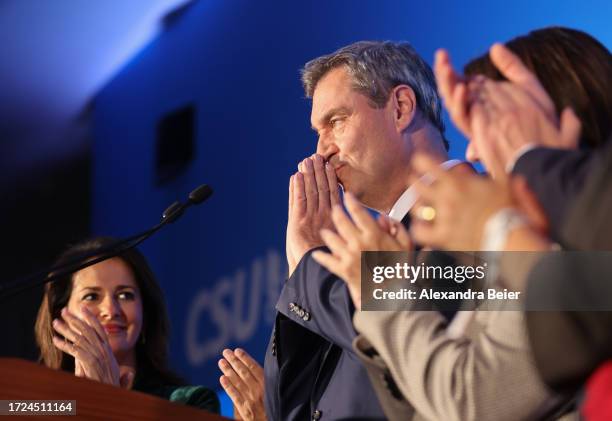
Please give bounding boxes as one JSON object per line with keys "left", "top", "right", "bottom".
{"left": 416, "top": 205, "right": 436, "bottom": 222}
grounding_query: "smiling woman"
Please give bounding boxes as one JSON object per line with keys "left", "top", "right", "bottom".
{"left": 34, "top": 237, "right": 219, "bottom": 414}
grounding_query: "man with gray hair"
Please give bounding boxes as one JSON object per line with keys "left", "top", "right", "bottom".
{"left": 271, "top": 40, "right": 457, "bottom": 421}
{"left": 218, "top": 40, "right": 458, "bottom": 420}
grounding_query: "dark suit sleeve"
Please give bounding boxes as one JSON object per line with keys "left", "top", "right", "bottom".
{"left": 525, "top": 140, "right": 612, "bottom": 392}
{"left": 512, "top": 147, "right": 593, "bottom": 238}
{"left": 525, "top": 253, "right": 612, "bottom": 393}
{"left": 276, "top": 247, "right": 357, "bottom": 352}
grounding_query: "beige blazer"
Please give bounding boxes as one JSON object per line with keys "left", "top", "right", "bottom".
{"left": 352, "top": 305, "right": 577, "bottom": 421}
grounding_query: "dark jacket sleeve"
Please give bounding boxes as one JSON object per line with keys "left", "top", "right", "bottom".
{"left": 525, "top": 139, "right": 612, "bottom": 392}
{"left": 276, "top": 247, "right": 358, "bottom": 352}
{"left": 525, "top": 253, "right": 612, "bottom": 393}
{"left": 512, "top": 147, "right": 594, "bottom": 239}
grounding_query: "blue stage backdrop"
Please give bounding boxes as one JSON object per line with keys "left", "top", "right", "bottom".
{"left": 92, "top": 0, "right": 611, "bottom": 411}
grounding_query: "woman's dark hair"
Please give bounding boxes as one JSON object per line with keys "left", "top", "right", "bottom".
{"left": 35, "top": 237, "right": 183, "bottom": 386}
{"left": 464, "top": 26, "right": 612, "bottom": 148}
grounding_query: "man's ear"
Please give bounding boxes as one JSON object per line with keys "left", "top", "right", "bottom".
{"left": 391, "top": 85, "right": 417, "bottom": 133}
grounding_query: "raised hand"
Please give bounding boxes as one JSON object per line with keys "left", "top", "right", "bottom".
{"left": 434, "top": 44, "right": 581, "bottom": 176}
{"left": 409, "top": 153, "right": 550, "bottom": 251}
{"left": 218, "top": 348, "right": 266, "bottom": 421}
{"left": 286, "top": 154, "right": 341, "bottom": 275}
{"left": 312, "top": 193, "right": 412, "bottom": 310}
{"left": 52, "top": 307, "right": 133, "bottom": 388}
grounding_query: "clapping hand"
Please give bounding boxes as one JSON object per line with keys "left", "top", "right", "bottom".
{"left": 218, "top": 348, "right": 266, "bottom": 421}
{"left": 312, "top": 193, "right": 412, "bottom": 310}
{"left": 52, "top": 307, "right": 134, "bottom": 389}
{"left": 435, "top": 44, "right": 581, "bottom": 177}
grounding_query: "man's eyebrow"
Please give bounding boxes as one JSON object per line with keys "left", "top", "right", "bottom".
{"left": 312, "top": 107, "right": 350, "bottom": 131}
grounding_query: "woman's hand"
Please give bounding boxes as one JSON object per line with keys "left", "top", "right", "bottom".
{"left": 410, "top": 153, "right": 550, "bottom": 251}
{"left": 435, "top": 44, "right": 580, "bottom": 177}
{"left": 312, "top": 192, "right": 412, "bottom": 310}
{"left": 52, "top": 307, "right": 133, "bottom": 388}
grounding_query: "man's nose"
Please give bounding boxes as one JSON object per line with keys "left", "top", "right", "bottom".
{"left": 316, "top": 134, "right": 338, "bottom": 161}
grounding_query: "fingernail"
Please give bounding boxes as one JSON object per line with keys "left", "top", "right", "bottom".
{"left": 235, "top": 348, "right": 244, "bottom": 357}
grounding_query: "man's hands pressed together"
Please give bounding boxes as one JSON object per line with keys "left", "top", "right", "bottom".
{"left": 286, "top": 154, "right": 341, "bottom": 276}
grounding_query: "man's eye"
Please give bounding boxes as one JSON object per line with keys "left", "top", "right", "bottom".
{"left": 118, "top": 291, "right": 135, "bottom": 301}
{"left": 331, "top": 118, "right": 345, "bottom": 129}
{"left": 82, "top": 293, "right": 98, "bottom": 301}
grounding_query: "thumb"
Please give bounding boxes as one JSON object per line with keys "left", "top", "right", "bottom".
{"left": 489, "top": 43, "right": 537, "bottom": 88}
{"left": 120, "top": 371, "right": 135, "bottom": 389}
{"left": 558, "top": 107, "right": 582, "bottom": 149}
{"left": 489, "top": 43, "right": 555, "bottom": 118}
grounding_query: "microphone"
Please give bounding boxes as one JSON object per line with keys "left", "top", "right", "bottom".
{"left": 0, "top": 184, "right": 213, "bottom": 300}
{"left": 189, "top": 184, "right": 213, "bottom": 204}
{"left": 162, "top": 184, "right": 213, "bottom": 224}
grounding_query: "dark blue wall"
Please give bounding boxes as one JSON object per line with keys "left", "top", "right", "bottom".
{"left": 92, "top": 0, "right": 612, "bottom": 414}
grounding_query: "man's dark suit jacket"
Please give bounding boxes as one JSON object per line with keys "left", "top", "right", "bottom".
{"left": 264, "top": 247, "right": 387, "bottom": 421}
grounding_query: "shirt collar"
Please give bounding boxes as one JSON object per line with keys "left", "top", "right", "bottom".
{"left": 388, "top": 159, "right": 463, "bottom": 222}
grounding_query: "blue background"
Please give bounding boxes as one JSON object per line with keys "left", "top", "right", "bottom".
{"left": 90, "top": 0, "right": 612, "bottom": 415}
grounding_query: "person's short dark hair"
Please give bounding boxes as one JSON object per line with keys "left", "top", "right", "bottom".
{"left": 465, "top": 26, "right": 612, "bottom": 148}
{"left": 35, "top": 237, "right": 184, "bottom": 386}
{"left": 301, "top": 41, "right": 449, "bottom": 151}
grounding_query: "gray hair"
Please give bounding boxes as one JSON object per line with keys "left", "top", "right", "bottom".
{"left": 301, "top": 41, "right": 447, "bottom": 150}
